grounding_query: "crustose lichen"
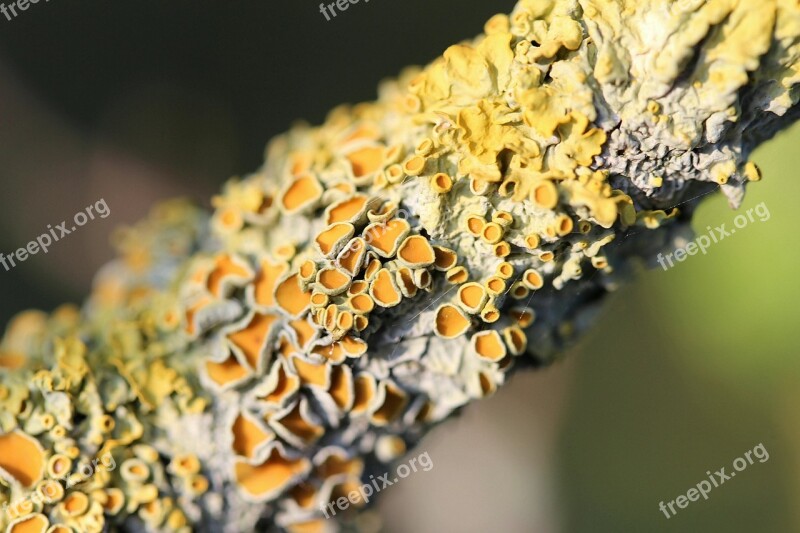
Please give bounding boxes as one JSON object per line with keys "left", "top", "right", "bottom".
{"left": 0, "top": 1, "right": 798, "bottom": 531}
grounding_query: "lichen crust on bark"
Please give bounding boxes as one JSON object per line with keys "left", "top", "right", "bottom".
{"left": 0, "top": 1, "right": 798, "bottom": 532}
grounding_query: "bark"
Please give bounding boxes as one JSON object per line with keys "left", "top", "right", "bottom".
{"left": 0, "top": 1, "right": 798, "bottom": 532}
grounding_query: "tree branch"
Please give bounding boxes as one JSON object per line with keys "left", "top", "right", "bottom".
{"left": 0, "top": 1, "right": 798, "bottom": 532}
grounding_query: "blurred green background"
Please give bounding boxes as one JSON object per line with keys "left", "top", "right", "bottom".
{"left": 0, "top": 2, "right": 797, "bottom": 532}
{"left": 558, "top": 122, "right": 800, "bottom": 533}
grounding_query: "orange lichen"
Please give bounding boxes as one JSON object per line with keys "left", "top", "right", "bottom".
{"left": 532, "top": 181, "right": 559, "bottom": 209}
{"left": 432, "top": 245, "right": 458, "bottom": 271}
{"left": 8, "top": 514, "right": 48, "bottom": 533}
{"left": 275, "top": 402, "right": 324, "bottom": 445}
{"left": 287, "top": 152, "right": 312, "bottom": 176}
{"left": 402, "top": 155, "right": 426, "bottom": 176}
{"left": 234, "top": 447, "right": 310, "bottom": 500}
{"left": 328, "top": 365, "right": 354, "bottom": 410}
{"left": 349, "top": 294, "right": 375, "bottom": 314}
{"left": 469, "top": 177, "right": 491, "bottom": 195}
{"left": 522, "top": 269, "right": 544, "bottom": 290}
{"left": 363, "top": 257, "right": 382, "bottom": 280}
{"left": 416, "top": 137, "right": 434, "bottom": 156}
{"left": 415, "top": 269, "right": 432, "bottom": 289}
{"left": 232, "top": 414, "right": 274, "bottom": 460}
{"left": 326, "top": 195, "right": 370, "bottom": 226}
{"left": 103, "top": 489, "right": 125, "bottom": 515}
{"left": 397, "top": 235, "right": 436, "bottom": 267}
{"left": 351, "top": 374, "right": 377, "bottom": 415}
{"left": 503, "top": 326, "right": 528, "bottom": 356}
{"left": 228, "top": 313, "right": 278, "bottom": 370}
{"left": 434, "top": 304, "right": 471, "bottom": 338}
{"left": 364, "top": 219, "right": 410, "bottom": 257}
{"left": 38, "top": 479, "right": 64, "bottom": 504}
{"left": 492, "top": 211, "right": 513, "bottom": 227}
{"left": 275, "top": 274, "right": 312, "bottom": 317}
{"left": 384, "top": 164, "right": 404, "bottom": 184}
{"left": 171, "top": 454, "right": 201, "bottom": 476}
{"left": 47, "top": 454, "right": 71, "bottom": 478}
{"left": 315, "top": 223, "right": 355, "bottom": 257}
{"left": 347, "top": 280, "right": 368, "bottom": 296}
{"left": 0, "top": 430, "right": 45, "bottom": 488}
{"left": 0, "top": 351, "right": 25, "bottom": 369}
{"left": 396, "top": 267, "right": 418, "bottom": 298}
{"left": 316, "top": 267, "right": 352, "bottom": 296}
{"left": 207, "top": 254, "right": 252, "bottom": 298}
{"left": 316, "top": 452, "right": 363, "bottom": 480}
{"left": 292, "top": 356, "right": 329, "bottom": 388}
{"left": 289, "top": 483, "right": 317, "bottom": 510}
{"left": 496, "top": 262, "right": 514, "bottom": 278}
{"left": 524, "top": 233, "right": 541, "bottom": 249}
{"left": 254, "top": 259, "right": 289, "bottom": 308}
{"left": 274, "top": 244, "right": 297, "bottom": 261}
{"left": 184, "top": 294, "right": 213, "bottom": 335}
{"left": 279, "top": 334, "right": 302, "bottom": 360}
{"left": 323, "top": 305, "right": 338, "bottom": 331}
{"left": 121, "top": 459, "right": 150, "bottom": 482}
{"left": 336, "top": 311, "right": 354, "bottom": 332}
{"left": 354, "top": 315, "right": 369, "bottom": 332}
{"left": 337, "top": 238, "right": 367, "bottom": 276}
{"left": 370, "top": 269, "right": 402, "bottom": 307}
{"left": 340, "top": 123, "right": 380, "bottom": 145}
{"left": 472, "top": 330, "right": 507, "bottom": 361}
{"left": 299, "top": 262, "right": 317, "bottom": 286}
{"left": 311, "top": 342, "right": 347, "bottom": 365}
{"left": 61, "top": 491, "right": 89, "bottom": 517}
{"left": 290, "top": 319, "right": 317, "bottom": 350}
{"left": 511, "top": 282, "right": 529, "bottom": 299}
{"left": 457, "top": 282, "right": 488, "bottom": 314}
{"left": 280, "top": 174, "right": 323, "bottom": 214}
{"left": 481, "top": 222, "right": 504, "bottom": 244}
{"left": 310, "top": 292, "right": 328, "bottom": 308}
{"left": 466, "top": 215, "right": 485, "bottom": 236}
{"left": 485, "top": 276, "right": 506, "bottom": 295}
{"left": 431, "top": 172, "right": 453, "bottom": 194}
{"left": 493, "top": 241, "right": 511, "bottom": 257}
{"left": 260, "top": 362, "right": 300, "bottom": 404}
{"left": 556, "top": 214, "right": 574, "bottom": 236}
{"left": 340, "top": 335, "right": 368, "bottom": 358}
{"left": 371, "top": 382, "right": 408, "bottom": 426}
{"left": 480, "top": 303, "right": 500, "bottom": 323}
{"left": 509, "top": 307, "right": 535, "bottom": 328}
{"left": 445, "top": 266, "right": 469, "bottom": 284}
{"left": 346, "top": 147, "right": 385, "bottom": 178}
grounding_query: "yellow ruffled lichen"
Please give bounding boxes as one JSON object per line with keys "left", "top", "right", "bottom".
{"left": 1, "top": 1, "right": 798, "bottom": 532}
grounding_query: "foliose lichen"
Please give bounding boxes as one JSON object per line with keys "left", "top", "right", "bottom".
{"left": 1, "top": 1, "right": 798, "bottom": 531}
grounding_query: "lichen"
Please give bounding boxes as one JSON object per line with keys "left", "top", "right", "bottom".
{"left": 1, "top": 1, "right": 798, "bottom": 532}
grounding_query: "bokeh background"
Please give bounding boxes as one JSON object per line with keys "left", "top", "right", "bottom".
{"left": 0, "top": 1, "right": 797, "bottom": 532}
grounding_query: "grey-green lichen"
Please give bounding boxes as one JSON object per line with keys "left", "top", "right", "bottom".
{"left": 0, "top": 1, "right": 798, "bottom": 532}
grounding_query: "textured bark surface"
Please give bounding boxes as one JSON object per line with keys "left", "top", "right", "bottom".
{"left": 0, "top": 1, "right": 798, "bottom": 532}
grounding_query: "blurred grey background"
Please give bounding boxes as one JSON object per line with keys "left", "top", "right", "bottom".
{"left": 0, "top": 1, "right": 797, "bottom": 532}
